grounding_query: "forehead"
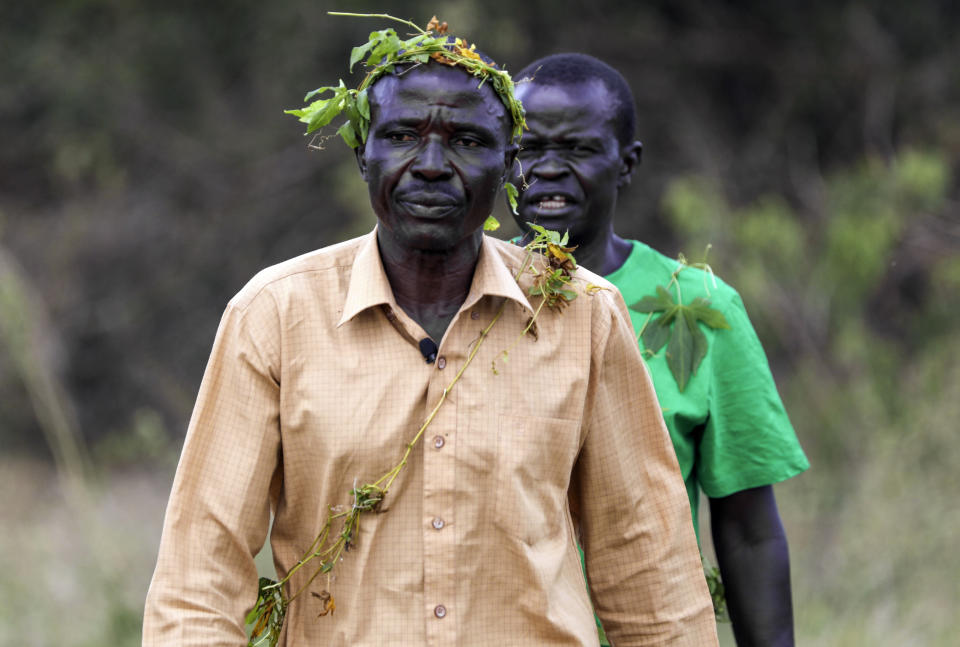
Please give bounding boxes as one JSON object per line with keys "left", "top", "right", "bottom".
{"left": 369, "top": 64, "right": 508, "bottom": 129}
{"left": 516, "top": 80, "right": 618, "bottom": 139}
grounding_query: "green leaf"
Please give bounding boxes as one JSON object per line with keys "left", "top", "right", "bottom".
{"left": 641, "top": 314, "right": 673, "bottom": 353}
{"left": 337, "top": 121, "right": 359, "bottom": 148}
{"left": 368, "top": 30, "right": 401, "bottom": 66}
{"left": 483, "top": 215, "right": 500, "bottom": 231}
{"left": 629, "top": 281, "right": 731, "bottom": 391}
{"left": 629, "top": 285, "right": 675, "bottom": 314}
{"left": 306, "top": 98, "right": 343, "bottom": 133}
{"left": 527, "top": 222, "right": 548, "bottom": 237}
{"left": 303, "top": 85, "right": 336, "bottom": 102}
{"left": 356, "top": 88, "right": 370, "bottom": 119}
{"left": 350, "top": 40, "right": 375, "bottom": 72}
{"left": 504, "top": 181, "right": 519, "bottom": 214}
{"left": 245, "top": 596, "right": 263, "bottom": 625}
{"left": 666, "top": 309, "right": 694, "bottom": 391}
{"left": 686, "top": 297, "right": 731, "bottom": 329}
{"left": 684, "top": 307, "right": 709, "bottom": 377}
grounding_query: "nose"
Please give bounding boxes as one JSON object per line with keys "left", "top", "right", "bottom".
{"left": 528, "top": 150, "right": 569, "bottom": 180}
{"left": 411, "top": 137, "right": 453, "bottom": 181}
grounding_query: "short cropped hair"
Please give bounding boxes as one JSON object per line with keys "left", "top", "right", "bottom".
{"left": 515, "top": 53, "right": 637, "bottom": 147}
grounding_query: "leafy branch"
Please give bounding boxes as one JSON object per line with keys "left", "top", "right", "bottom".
{"left": 284, "top": 12, "right": 526, "bottom": 231}
{"left": 285, "top": 13, "right": 526, "bottom": 147}
{"left": 491, "top": 224, "right": 600, "bottom": 374}
{"left": 629, "top": 251, "right": 730, "bottom": 391}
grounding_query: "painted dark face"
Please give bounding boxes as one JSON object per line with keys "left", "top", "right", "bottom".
{"left": 358, "top": 64, "right": 516, "bottom": 253}
{"left": 511, "top": 80, "right": 639, "bottom": 249}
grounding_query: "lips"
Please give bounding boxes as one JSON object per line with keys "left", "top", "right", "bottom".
{"left": 537, "top": 195, "right": 571, "bottom": 210}
{"left": 523, "top": 191, "right": 578, "bottom": 215}
{"left": 396, "top": 191, "right": 462, "bottom": 219}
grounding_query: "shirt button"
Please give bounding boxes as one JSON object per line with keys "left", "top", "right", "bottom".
{"left": 432, "top": 517, "right": 445, "bottom": 530}
{"left": 434, "top": 604, "right": 447, "bottom": 618}
{"left": 437, "top": 356, "right": 446, "bottom": 369}
{"left": 471, "top": 311, "right": 480, "bottom": 320}
{"left": 433, "top": 435, "right": 445, "bottom": 449}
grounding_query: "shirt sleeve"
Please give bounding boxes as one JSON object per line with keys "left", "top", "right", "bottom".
{"left": 143, "top": 293, "right": 283, "bottom": 646}
{"left": 697, "top": 291, "right": 810, "bottom": 498}
{"left": 572, "top": 290, "right": 718, "bottom": 646}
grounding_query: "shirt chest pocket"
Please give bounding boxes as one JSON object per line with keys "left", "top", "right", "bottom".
{"left": 494, "top": 413, "right": 581, "bottom": 545}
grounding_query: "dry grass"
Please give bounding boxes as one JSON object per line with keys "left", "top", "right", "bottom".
{"left": 0, "top": 459, "right": 169, "bottom": 647}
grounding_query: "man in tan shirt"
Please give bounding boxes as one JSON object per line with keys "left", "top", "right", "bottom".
{"left": 143, "top": 28, "right": 717, "bottom": 647}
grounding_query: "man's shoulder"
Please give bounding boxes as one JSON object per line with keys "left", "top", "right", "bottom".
{"left": 620, "top": 239, "right": 741, "bottom": 310}
{"left": 489, "top": 235, "right": 622, "bottom": 314}
{"left": 229, "top": 234, "right": 370, "bottom": 311}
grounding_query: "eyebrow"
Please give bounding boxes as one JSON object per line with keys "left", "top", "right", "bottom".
{"left": 374, "top": 114, "right": 505, "bottom": 139}
{"left": 523, "top": 131, "right": 607, "bottom": 144}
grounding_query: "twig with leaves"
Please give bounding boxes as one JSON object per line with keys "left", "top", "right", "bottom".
{"left": 628, "top": 248, "right": 731, "bottom": 392}
{"left": 284, "top": 12, "right": 527, "bottom": 220}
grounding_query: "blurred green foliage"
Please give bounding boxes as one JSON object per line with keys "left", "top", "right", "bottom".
{"left": 665, "top": 149, "right": 959, "bottom": 645}
{"left": 1, "top": 1, "right": 959, "bottom": 645}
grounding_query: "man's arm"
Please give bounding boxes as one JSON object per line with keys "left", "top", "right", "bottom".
{"left": 143, "top": 296, "right": 282, "bottom": 646}
{"left": 709, "top": 485, "right": 795, "bottom": 647}
{"left": 574, "top": 289, "right": 718, "bottom": 646}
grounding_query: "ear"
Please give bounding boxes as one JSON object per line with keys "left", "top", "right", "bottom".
{"left": 617, "top": 140, "right": 643, "bottom": 188}
{"left": 355, "top": 144, "right": 368, "bottom": 181}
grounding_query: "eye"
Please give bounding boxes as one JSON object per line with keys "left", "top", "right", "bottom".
{"left": 453, "top": 135, "right": 483, "bottom": 148}
{"left": 387, "top": 132, "right": 416, "bottom": 143}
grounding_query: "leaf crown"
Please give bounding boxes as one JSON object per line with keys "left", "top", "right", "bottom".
{"left": 285, "top": 13, "right": 527, "bottom": 150}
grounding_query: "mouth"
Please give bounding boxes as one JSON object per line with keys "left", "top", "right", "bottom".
{"left": 523, "top": 193, "right": 577, "bottom": 215}
{"left": 396, "top": 193, "right": 461, "bottom": 219}
{"left": 536, "top": 195, "right": 571, "bottom": 210}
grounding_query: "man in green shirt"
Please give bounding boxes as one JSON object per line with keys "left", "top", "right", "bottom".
{"left": 509, "top": 53, "right": 809, "bottom": 646}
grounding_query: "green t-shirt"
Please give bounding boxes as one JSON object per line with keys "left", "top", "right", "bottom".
{"left": 594, "top": 240, "right": 809, "bottom": 645}
{"left": 605, "top": 240, "right": 809, "bottom": 539}
{"left": 515, "top": 237, "right": 808, "bottom": 645}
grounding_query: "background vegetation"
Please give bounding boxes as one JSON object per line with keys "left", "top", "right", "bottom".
{"left": 1, "top": 1, "right": 958, "bottom": 645}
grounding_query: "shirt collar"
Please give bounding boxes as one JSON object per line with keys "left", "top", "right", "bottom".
{"left": 337, "top": 230, "right": 533, "bottom": 328}
{"left": 462, "top": 235, "right": 534, "bottom": 315}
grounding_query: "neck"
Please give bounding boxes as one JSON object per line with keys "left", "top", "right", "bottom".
{"left": 577, "top": 231, "right": 633, "bottom": 277}
{"left": 377, "top": 228, "right": 482, "bottom": 342}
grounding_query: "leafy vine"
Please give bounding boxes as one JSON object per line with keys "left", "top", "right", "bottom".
{"left": 284, "top": 12, "right": 528, "bottom": 220}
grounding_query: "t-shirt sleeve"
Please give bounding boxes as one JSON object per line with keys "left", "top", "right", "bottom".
{"left": 696, "top": 290, "right": 810, "bottom": 498}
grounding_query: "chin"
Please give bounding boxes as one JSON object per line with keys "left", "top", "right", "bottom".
{"left": 403, "top": 226, "right": 474, "bottom": 253}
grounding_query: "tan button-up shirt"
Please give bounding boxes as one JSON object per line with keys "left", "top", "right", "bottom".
{"left": 143, "top": 231, "right": 717, "bottom": 646}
